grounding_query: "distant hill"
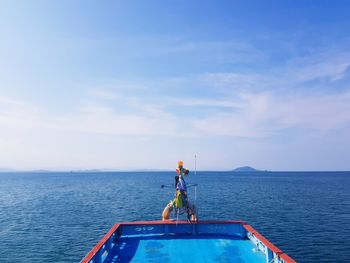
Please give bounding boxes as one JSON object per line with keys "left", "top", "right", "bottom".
{"left": 232, "top": 166, "right": 261, "bottom": 172}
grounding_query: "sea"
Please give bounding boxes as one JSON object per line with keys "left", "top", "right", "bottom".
{"left": 0, "top": 171, "right": 349, "bottom": 263}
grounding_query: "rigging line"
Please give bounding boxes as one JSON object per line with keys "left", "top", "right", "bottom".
{"left": 194, "top": 185, "right": 197, "bottom": 203}
{"left": 194, "top": 154, "right": 197, "bottom": 176}
{"left": 194, "top": 154, "right": 198, "bottom": 218}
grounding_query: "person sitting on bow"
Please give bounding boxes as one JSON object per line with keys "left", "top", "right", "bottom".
{"left": 162, "top": 160, "right": 197, "bottom": 222}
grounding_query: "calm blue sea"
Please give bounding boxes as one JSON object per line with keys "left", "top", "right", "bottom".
{"left": 0, "top": 171, "right": 349, "bottom": 262}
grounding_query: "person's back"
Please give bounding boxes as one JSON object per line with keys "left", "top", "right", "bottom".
{"left": 176, "top": 175, "right": 187, "bottom": 192}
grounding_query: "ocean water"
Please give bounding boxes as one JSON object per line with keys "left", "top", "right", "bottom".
{"left": 0, "top": 171, "right": 349, "bottom": 262}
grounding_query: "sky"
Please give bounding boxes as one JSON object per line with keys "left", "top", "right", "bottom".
{"left": 1, "top": 1, "right": 350, "bottom": 171}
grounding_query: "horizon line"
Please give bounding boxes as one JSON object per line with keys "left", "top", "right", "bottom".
{"left": 0, "top": 169, "right": 349, "bottom": 173}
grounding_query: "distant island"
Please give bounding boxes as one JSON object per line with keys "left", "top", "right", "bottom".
{"left": 232, "top": 166, "right": 264, "bottom": 172}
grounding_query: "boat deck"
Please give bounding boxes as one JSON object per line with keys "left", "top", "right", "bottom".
{"left": 81, "top": 221, "right": 296, "bottom": 263}
{"left": 105, "top": 233, "right": 265, "bottom": 263}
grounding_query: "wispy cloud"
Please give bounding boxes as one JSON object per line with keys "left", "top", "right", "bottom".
{"left": 2, "top": 42, "right": 350, "bottom": 142}
{"left": 158, "top": 40, "right": 267, "bottom": 64}
{"left": 0, "top": 96, "right": 43, "bottom": 130}
{"left": 1, "top": 86, "right": 350, "bottom": 169}
{"left": 192, "top": 91, "right": 350, "bottom": 137}
{"left": 290, "top": 47, "right": 350, "bottom": 82}
{"left": 1, "top": 39, "right": 350, "bottom": 169}
{"left": 62, "top": 85, "right": 350, "bottom": 138}
{"left": 201, "top": 72, "right": 273, "bottom": 92}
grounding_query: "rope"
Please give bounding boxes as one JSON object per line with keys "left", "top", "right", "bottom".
{"left": 176, "top": 209, "right": 179, "bottom": 226}
{"left": 194, "top": 185, "right": 197, "bottom": 217}
{"left": 194, "top": 185, "right": 197, "bottom": 202}
{"left": 268, "top": 253, "right": 282, "bottom": 263}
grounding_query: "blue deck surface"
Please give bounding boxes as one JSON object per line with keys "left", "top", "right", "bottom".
{"left": 105, "top": 234, "right": 266, "bottom": 263}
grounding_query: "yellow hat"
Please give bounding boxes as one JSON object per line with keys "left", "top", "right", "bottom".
{"left": 178, "top": 160, "right": 183, "bottom": 167}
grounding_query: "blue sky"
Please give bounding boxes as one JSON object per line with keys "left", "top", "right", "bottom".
{"left": 1, "top": 1, "right": 350, "bottom": 170}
